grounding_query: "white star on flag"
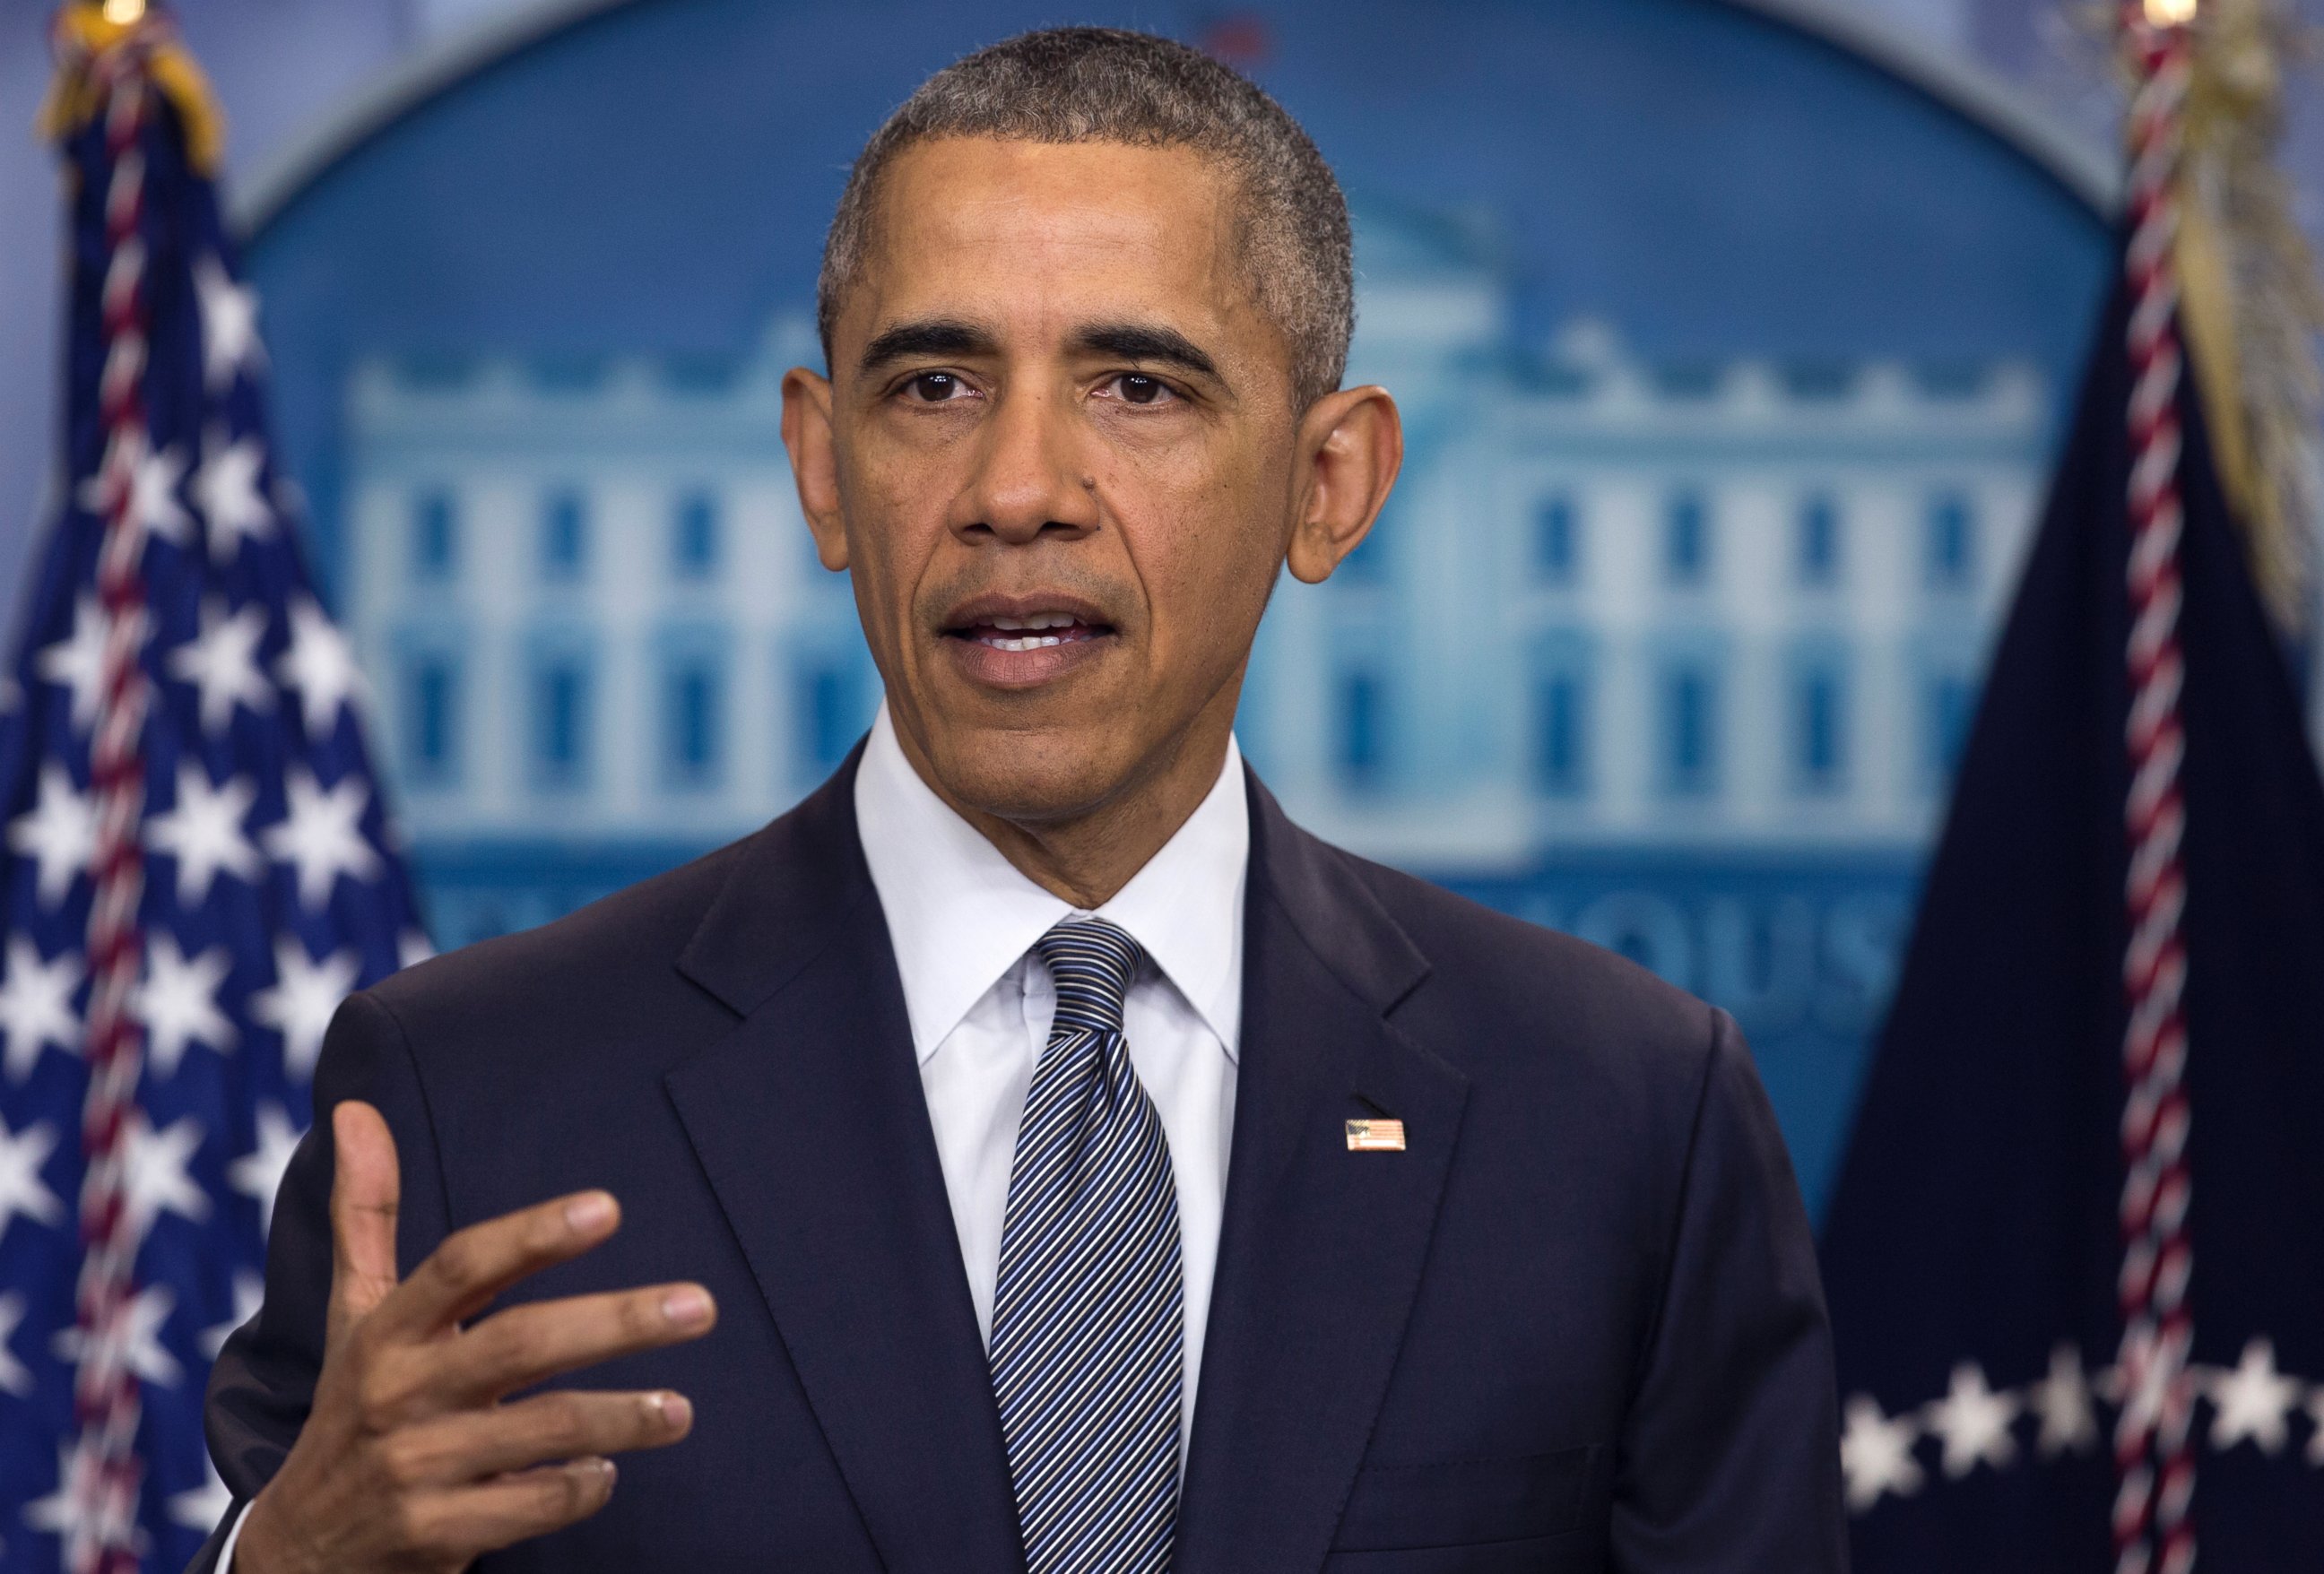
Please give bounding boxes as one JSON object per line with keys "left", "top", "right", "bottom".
{"left": 260, "top": 766, "right": 381, "bottom": 912}
{"left": 0, "top": 937, "right": 83, "bottom": 1083}
{"left": 2029, "top": 1343, "right": 2098, "bottom": 1457}
{"left": 201, "top": 1269, "right": 264, "bottom": 1358}
{"left": 146, "top": 761, "right": 263, "bottom": 907}
{"left": 195, "top": 251, "right": 265, "bottom": 392}
{"left": 250, "top": 938, "right": 359, "bottom": 1081}
{"left": 2207, "top": 1338, "right": 2302, "bottom": 1456}
{"left": 6, "top": 763, "right": 94, "bottom": 909}
{"left": 1925, "top": 1362, "right": 2020, "bottom": 1477}
{"left": 275, "top": 595, "right": 369, "bottom": 732}
{"left": 54, "top": 1282, "right": 181, "bottom": 1388}
{"left": 22, "top": 1441, "right": 100, "bottom": 1541}
{"left": 192, "top": 427, "right": 273, "bottom": 564}
{"left": 78, "top": 427, "right": 193, "bottom": 549}
{"left": 0, "top": 1116, "right": 65, "bottom": 1245}
{"left": 0, "top": 1291, "right": 33, "bottom": 1397}
{"left": 123, "top": 1113, "right": 211, "bottom": 1241}
{"left": 168, "top": 1455, "right": 233, "bottom": 1533}
{"left": 34, "top": 593, "right": 107, "bottom": 735}
{"left": 169, "top": 597, "right": 273, "bottom": 736}
{"left": 1840, "top": 1394, "right": 1924, "bottom": 1510}
{"left": 399, "top": 929, "right": 436, "bottom": 971}
{"left": 135, "top": 935, "right": 235, "bottom": 1079}
{"left": 229, "top": 1103, "right": 304, "bottom": 1236}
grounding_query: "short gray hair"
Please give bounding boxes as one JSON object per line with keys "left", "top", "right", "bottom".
{"left": 817, "top": 28, "right": 1353, "bottom": 409}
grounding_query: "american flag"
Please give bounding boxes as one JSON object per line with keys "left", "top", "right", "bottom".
{"left": 0, "top": 10, "right": 425, "bottom": 1570}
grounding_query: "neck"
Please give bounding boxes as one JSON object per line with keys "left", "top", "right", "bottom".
{"left": 891, "top": 701, "right": 1236, "bottom": 911}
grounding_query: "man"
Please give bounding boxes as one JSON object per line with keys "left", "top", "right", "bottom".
{"left": 200, "top": 28, "right": 1843, "bottom": 1573}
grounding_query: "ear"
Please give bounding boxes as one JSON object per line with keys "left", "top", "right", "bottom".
{"left": 1284, "top": 385, "right": 1403, "bottom": 585}
{"left": 781, "top": 366, "right": 851, "bottom": 572}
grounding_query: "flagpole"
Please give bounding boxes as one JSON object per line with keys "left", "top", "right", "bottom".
{"left": 51, "top": 5, "right": 161, "bottom": 1569}
{"left": 2117, "top": 5, "right": 2198, "bottom": 1574}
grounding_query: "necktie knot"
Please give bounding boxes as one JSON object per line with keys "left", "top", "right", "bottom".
{"left": 1036, "top": 915, "right": 1144, "bottom": 1038}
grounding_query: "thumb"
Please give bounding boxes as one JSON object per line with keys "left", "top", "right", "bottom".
{"left": 326, "top": 1100, "right": 402, "bottom": 1348}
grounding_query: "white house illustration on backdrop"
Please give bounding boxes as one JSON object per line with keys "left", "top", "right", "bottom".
{"left": 341, "top": 203, "right": 2048, "bottom": 945}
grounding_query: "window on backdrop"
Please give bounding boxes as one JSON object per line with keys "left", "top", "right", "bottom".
{"left": 1533, "top": 666, "right": 1591, "bottom": 798}
{"left": 1664, "top": 490, "right": 1711, "bottom": 587}
{"left": 1660, "top": 661, "right": 1720, "bottom": 797}
{"left": 530, "top": 651, "right": 593, "bottom": 791}
{"left": 673, "top": 489, "right": 721, "bottom": 579}
{"left": 1535, "top": 494, "right": 1581, "bottom": 586}
{"left": 411, "top": 488, "right": 457, "bottom": 582}
{"left": 402, "top": 651, "right": 461, "bottom": 788}
{"left": 542, "top": 488, "right": 590, "bottom": 581}
{"left": 663, "top": 649, "right": 726, "bottom": 791}
{"left": 1338, "top": 670, "right": 1387, "bottom": 790}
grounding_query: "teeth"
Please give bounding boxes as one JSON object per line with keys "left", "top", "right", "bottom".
{"left": 987, "top": 635, "right": 1066, "bottom": 652}
{"left": 988, "top": 613, "right": 1080, "bottom": 631}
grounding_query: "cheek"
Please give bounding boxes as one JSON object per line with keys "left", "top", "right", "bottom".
{"left": 1140, "top": 476, "right": 1283, "bottom": 661}
{"left": 842, "top": 454, "right": 950, "bottom": 620}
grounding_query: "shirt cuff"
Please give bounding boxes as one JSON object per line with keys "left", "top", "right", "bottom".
{"left": 216, "top": 1500, "right": 253, "bottom": 1571}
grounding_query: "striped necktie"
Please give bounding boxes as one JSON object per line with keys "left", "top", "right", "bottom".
{"left": 988, "top": 916, "right": 1185, "bottom": 1574}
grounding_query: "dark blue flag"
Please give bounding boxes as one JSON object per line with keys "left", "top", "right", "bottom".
{"left": 1818, "top": 240, "right": 2324, "bottom": 1566}
{"left": 0, "top": 11, "right": 425, "bottom": 1570}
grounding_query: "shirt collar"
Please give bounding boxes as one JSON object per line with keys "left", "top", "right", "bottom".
{"left": 853, "top": 703, "right": 1248, "bottom": 1066}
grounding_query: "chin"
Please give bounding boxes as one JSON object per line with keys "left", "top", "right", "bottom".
{"left": 927, "top": 723, "right": 1136, "bottom": 825}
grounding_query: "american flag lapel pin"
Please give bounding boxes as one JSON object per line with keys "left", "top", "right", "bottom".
{"left": 1345, "top": 1118, "right": 1407, "bottom": 1153}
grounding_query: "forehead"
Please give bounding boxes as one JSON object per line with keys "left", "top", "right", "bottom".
{"left": 850, "top": 137, "right": 1258, "bottom": 344}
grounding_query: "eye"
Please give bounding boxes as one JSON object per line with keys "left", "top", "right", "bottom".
{"left": 902, "top": 371, "right": 975, "bottom": 403}
{"left": 1100, "top": 373, "right": 1178, "bottom": 407}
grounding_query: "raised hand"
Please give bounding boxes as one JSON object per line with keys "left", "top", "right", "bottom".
{"left": 232, "top": 1101, "right": 718, "bottom": 1573}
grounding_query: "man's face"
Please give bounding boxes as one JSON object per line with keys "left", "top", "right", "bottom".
{"left": 785, "top": 137, "right": 1368, "bottom": 826}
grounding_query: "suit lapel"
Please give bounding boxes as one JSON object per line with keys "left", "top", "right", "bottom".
{"left": 1175, "top": 777, "right": 1470, "bottom": 1574}
{"left": 664, "top": 761, "right": 1026, "bottom": 1574}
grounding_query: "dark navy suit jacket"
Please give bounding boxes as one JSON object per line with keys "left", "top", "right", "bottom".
{"left": 196, "top": 759, "right": 1845, "bottom": 1572}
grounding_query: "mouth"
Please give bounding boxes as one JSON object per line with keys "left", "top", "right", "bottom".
{"left": 938, "top": 596, "right": 1120, "bottom": 688}
{"left": 947, "top": 610, "right": 1112, "bottom": 651}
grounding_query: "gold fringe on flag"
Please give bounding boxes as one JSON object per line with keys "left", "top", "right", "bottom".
{"left": 38, "top": 1, "right": 225, "bottom": 176}
{"left": 2119, "top": 0, "right": 2324, "bottom": 636}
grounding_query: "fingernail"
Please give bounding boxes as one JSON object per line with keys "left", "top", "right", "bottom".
{"left": 577, "top": 1456, "right": 616, "bottom": 1486}
{"left": 565, "top": 1193, "right": 615, "bottom": 1233}
{"left": 662, "top": 1285, "right": 712, "bottom": 1328}
{"left": 650, "top": 1391, "right": 694, "bottom": 1430}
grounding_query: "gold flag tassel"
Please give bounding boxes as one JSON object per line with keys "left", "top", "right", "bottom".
{"left": 38, "top": 0, "right": 225, "bottom": 176}
{"left": 2117, "top": 0, "right": 2324, "bottom": 638}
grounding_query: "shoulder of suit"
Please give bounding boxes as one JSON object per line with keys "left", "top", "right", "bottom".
{"left": 366, "top": 828, "right": 758, "bottom": 1029}
{"left": 1315, "top": 835, "right": 1723, "bottom": 1076}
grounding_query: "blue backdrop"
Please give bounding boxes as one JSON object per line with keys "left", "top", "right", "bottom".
{"left": 234, "top": 0, "right": 2118, "bottom": 1216}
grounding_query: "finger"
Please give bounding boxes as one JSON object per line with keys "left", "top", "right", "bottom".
{"left": 372, "top": 1188, "right": 623, "bottom": 1342}
{"left": 431, "top": 1284, "right": 717, "bottom": 1407}
{"left": 329, "top": 1102, "right": 403, "bottom": 1337}
{"left": 381, "top": 1388, "right": 692, "bottom": 1487}
{"left": 403, "top": 1457, "right": 619, "bottom": 1559}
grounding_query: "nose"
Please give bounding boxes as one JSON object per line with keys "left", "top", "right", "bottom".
{"left": 954, "top": 382, "right": 1097, "bottom": 546}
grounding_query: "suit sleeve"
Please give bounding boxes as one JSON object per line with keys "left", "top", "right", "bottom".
{"left": 1609, "top": 1009, "right": 1848, "bottom": 1574}
{"left": 186, "top": 990, "right": 454, "bottom": 1573}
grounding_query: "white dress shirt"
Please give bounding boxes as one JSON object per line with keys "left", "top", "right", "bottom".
{"left": 217, "top": 707, "right": 1244, "bottom": 1566}
{"left": 854, "top": 703, "right": 1246, "bottom": 1465}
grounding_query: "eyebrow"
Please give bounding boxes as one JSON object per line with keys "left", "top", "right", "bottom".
{"left": 1071, "top": 323, "right": 1222, "bottom": 382}
{"left": 854, "top": 316, "right": 1226, "bottom": 385}
{"left": 857, "top": 318, "right": 997, "bottom": 376}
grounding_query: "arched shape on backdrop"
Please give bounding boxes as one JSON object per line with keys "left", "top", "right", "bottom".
{"left": 230, "top": 0, "right": 2122, "bottom": 1216}
{"left": 231, "top": 0, "right": 2118, "bottom": 234}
